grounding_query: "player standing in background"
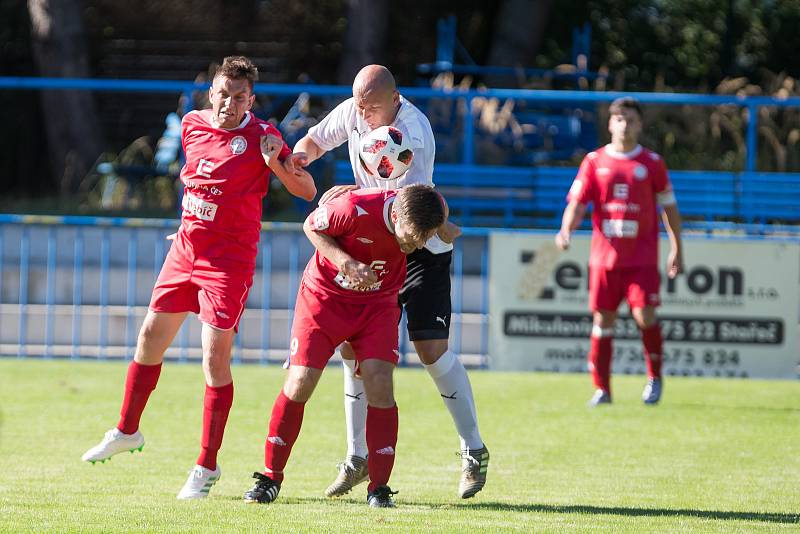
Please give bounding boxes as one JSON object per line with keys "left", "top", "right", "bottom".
{"left": 242, "top": 185, "right": 446, "bottom": 508}
{"left": 288, "top": 64, "right": 489, "bottom": 499}
{"left": 555, "top": 96, "right": 683, "bottom": 406}
{"left": 81, "top": 56, "right": 316, "bottom": 499}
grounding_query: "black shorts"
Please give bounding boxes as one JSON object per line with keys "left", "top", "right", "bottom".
{"left": 399, "top": 248, "right": 452, "bottom": 341}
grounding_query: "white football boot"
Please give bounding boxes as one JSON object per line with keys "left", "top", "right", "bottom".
{"left": 177, "top": 464, "right": 221, "bottom": 499}
{"left": 81, "top": 428, "right": 145, "bottom": 464}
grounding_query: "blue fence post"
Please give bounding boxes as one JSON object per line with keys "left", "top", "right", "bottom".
{"left": 17, "top": 227, "right": 30, "bottom": 358}
{"left": 126, "top": 229, "right": 138, "bottom": 360}
{"left": 745, "top": 103, "right": 758, "bottom": 172}
{"left": 260, "top": 236, "right": 272, "bottom": 365}
{"left": 45, "top": 227, "right": 57, "bottom": 359}
{"left": 452, "top": 238, "right": 463, "bottom": 357}
{"left": 98, "top": 228, "right": 110, "bottom": 360}
{"left": 463, "top": 97, "right": 475, "bottom": 164}
{"left": 287, "top": 233, "right": 299, "bottom": 354}
{"left": 71, "top": 229, "right": 84, "bottom": 359}
{"left": 480, "top": 236, "right": 489, "bottom": 369}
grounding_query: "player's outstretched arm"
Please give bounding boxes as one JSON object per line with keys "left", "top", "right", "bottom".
{"left": 661, "top": 204, "right": 684, "bottom": 279}
{"left": 302, "top": 215, "right": 377, "bottom": 289}
{"left": 262, "top": 134, "right": 317, "bottom": 201}
{"left": 287, "top": 134, "right": 325, "bottom": 173}
{"left": 555, "top": 200, "right": 586, "bottom": 250}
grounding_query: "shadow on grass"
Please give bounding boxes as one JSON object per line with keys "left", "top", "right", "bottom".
{"left": 670, "top": 401, "right": 800, "bottom": 413}
{"left": 423, "top": 501, "right": 800, "bottom": 524}
{"left": 228, "top": 496, "right": 798, "bottom": 524}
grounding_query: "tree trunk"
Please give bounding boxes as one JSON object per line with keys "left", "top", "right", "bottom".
{"left": 336, "top": 0, "right": 389, "bottom": 85}
{"left": 27, "top": 0, "right": 104, "bottom": 196}
{"left": 485, "top": 0, "right": 553, "bottom": 87}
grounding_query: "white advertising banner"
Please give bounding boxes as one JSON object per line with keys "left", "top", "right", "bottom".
{"left": 489, "top": 233, "right": 800, "bottom": 379}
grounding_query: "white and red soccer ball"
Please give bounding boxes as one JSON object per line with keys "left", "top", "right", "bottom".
{"left": 359, "top": 126, "right": 414, "bottom": 180}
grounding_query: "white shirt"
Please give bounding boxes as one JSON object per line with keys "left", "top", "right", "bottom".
{"left": 308, "top": 95, "right": 452, "bottom": 254}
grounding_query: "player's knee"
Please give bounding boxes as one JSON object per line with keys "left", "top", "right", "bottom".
{"left": 361, "top": 367, "right": 395, "bottom": 407}
{"left": 283, "top": 367, "right": 320, "bottom": 402}
{"left": 413, "top": 338, "right": 449, "bottom": 364}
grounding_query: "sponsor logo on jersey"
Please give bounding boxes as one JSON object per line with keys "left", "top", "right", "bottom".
{"left": 182, "top": 191, "right": 218, "bottom": 221}
{"left": 602, "top": 219, "right": 639, "bottom": 238}
{"left": 197, "top": 159, "right": 214, "bottom": 178}
{"left": 210, "top": 186, "right": 222, "bottom": 195}
{"left": 230, "top": 136, "right": 247, "bottom": 155}
{"left": 613, "top": 183, "right": 629, "bottom": 200}
{"left": 312, "top": 207, "right": 329, "bottom": 230}
{"left": 634, "top": 164, "right": 648, "bottom": 180}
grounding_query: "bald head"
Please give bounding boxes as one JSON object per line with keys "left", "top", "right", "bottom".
{"left": 353, "top": 65, "right": 396, "bottom": 97}
{"left": 352, "top": 65, "right": 400, "bottom": 129}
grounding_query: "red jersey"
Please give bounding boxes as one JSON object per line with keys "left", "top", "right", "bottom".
{"left": 568, "top": 144, "right": 673, "bottom": 269}
{"left": 302, "top": 189, "right": 405, "bottom": 305}
{"left": 178, "top": 109, "right": 291, "bottom": 270}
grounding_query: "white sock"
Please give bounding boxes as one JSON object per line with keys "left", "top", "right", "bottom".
{"left": 342, "top": 359, "right": 368, "bottom": 459}
{"left": 424, "top": 350, "right": 483, "bottom": 450}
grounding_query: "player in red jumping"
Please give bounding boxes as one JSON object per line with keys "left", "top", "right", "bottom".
{"left": 81, "top": 56, "right": 316, "bottom": 499}
{"left": 242, "top": 184, "right": 446, "bottom": 508}
{"left": 555, "top": 97, "right": 684, "bottom": 406}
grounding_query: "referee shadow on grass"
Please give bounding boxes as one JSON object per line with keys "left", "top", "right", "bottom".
{"left": 426, "top": 502, "right": 799, "bottom": 524}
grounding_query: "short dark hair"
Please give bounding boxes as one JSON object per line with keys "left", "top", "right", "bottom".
{"left": 214, "top": 56, "right": 258, "bottom": 90}
{"left": 609, "top": 96, "right": 643, "bottom": 118}
{"left": 394, "top": 184, "right": 445, "bottom": 238}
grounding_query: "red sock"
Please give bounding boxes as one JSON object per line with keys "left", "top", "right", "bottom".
{"left": 117, "top": 361, "right": 162, "bottom": 434}
{"left": 263, "top": 391, "right": 305, "bottom": 483}
{"left": 641, "top": 324, "right": 664, "bottom": 378}
{"left": 366, "top": 404, "right": 398, "bottom": 492}
{"left": 196, "top": 382, "right": 234, "bottom": 470}
{"left": 589, "top": 335, "right": 613, "bottom": 393}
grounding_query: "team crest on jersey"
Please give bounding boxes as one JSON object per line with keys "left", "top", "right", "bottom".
{"left": 229, "top": 136, "right": 247, "bottom": 155}
{"left": 633, "top": 164, "right": 648, "bottom": 180}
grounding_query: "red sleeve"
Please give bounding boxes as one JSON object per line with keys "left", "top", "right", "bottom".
{"left": 262, "top": 123, "right": 292, "bottom": 161}
{"left": 567, "top": 155, "right": 596, "bottom": 205}
{"left": 651, "top": 156, "right": 672, "bottom": 194}
{"left": 308, "top": 195, "right": 355, "bottom": 237}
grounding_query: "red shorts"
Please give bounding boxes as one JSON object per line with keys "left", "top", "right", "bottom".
{"left": 589, "top": 265, "right": 661, "bottom": 312}
{"left": 287, "top": 282, "right": 401, "bottom": 369}
{"left": 149, "top": 241, "right": 253, "bottom": 331}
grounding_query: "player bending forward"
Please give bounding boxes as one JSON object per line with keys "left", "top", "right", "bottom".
{"left": 242, "top": 185, "right": 445, "bottom": 508}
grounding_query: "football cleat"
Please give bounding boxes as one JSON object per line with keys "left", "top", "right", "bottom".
{"left": 324, "top": 455, "right": 369, "bottom": 497}
{"left": 243, "top": 472, "right": 281, "bottom": 504}
{"left": 588, "top": 389, "right": 612, "bottom": 407}
{"left": 81, "top": 428, "right": 145, "bottom": 464}
{"left": 459, "top": 446, "right": 490, "bottom": 499}
{"left": 367, "top": 485, "right": 397, "bottom": 508}
{"left": 642, "top": 377, "right": 663, "bottom": 404}
{"left": 177, "top": 464, "right": 221, "bottom": 499}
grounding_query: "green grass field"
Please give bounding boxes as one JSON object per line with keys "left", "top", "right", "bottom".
{"left": 0, "top": 359, "right": 798, "bottom": 533}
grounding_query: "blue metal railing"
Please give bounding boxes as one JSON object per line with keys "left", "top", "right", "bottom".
{"left": 0, "top": 214, "right": 493, "bottom": 367}
{"left": 3, "top": 76, "right": 800, "bottom": 172}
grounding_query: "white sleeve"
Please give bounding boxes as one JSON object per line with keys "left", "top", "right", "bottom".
{"left": 395, "top": 110, "right": 436, "bottom": 188}
{"left": 307, "top": 99, "right": 355, "bottom": 152}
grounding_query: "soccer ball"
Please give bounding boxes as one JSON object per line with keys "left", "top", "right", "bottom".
{"left": 358, "top": 126, "right": 414, "bottom": 180}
